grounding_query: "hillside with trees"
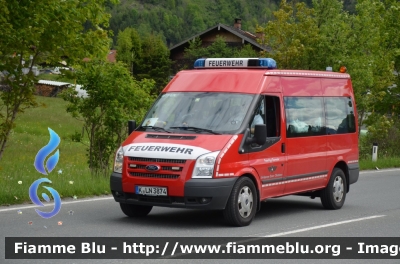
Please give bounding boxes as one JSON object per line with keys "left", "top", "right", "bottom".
{"left": 107, "top": 0, "right": 356, "bottom": 47}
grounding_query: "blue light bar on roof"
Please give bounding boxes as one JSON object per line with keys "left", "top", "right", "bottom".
{"left": 194, "top": 59, "right": 206, "bottom": 68}
{"left": 194, "top": 58, "right": 277, "bottom": 69}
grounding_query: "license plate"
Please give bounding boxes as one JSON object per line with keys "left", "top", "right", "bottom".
{"left": 135, "top": 186, "right": 167, "bottom": 196}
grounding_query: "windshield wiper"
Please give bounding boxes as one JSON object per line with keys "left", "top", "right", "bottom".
{"left": 140, "top": 126, "right": 171, "bottom": 133}
{"left": 170, "top": 126, "right": 221, "bottom": 135}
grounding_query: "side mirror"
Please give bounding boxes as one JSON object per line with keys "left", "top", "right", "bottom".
{"left": 128, "top": 120, "right": 136, "bottom": 135}
{"left": 238, "top": 125, "right": 267, "bottom": 154}
{"left": 246, "top": 124, "right": 267, "bottom": 145}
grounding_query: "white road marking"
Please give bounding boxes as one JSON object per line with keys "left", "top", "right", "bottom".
{"left": 263, "top": 215, "right": 385, "bottom": 237}
{"left": 0, "top": 196, "right": 113, "bottom": 212}
{"left": 360, "top": 168, "right": 400, "bottom": 174}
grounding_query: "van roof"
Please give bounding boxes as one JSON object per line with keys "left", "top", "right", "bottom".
{"left": 163, "top": 69, "right": 350, "bottom": 94}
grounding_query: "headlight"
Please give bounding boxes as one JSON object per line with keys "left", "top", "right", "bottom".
{"left": 113, "top": 147, "right": 124, "bottom": 173}
{"left": 192, "top": 151, "right": 220, "bottom": 178}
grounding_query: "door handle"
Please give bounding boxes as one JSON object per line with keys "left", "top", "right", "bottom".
{"left": 281, "top": 143, "right": 285, "bottom": 153}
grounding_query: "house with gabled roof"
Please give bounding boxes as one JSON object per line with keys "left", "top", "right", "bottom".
{"left": 169, "top": 18, "right": 269, "bottom": 71}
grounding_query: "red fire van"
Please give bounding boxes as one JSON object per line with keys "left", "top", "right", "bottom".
{"left": 110, "top": 58, "right": 359, "bottom": 226}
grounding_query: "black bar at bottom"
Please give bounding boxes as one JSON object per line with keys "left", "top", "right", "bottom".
{"left": 5, "top": 237, "right": 400, "bottom": 259}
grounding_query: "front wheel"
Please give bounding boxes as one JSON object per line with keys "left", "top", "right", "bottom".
{"left": 119, "top": 203, "right": 153, "bottom": 217}
{"left": 320, "top": 168, "right": 347, "bottom": 209}
{"left": 223, "top": 177, "right": 258, "bottom": 227}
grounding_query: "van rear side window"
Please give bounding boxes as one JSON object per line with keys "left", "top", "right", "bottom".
{"left": 284, "top": 97, "right": 325, "bottom": 138}
{"left": 325, "top": 97, "right": 356, "bottom": 134}
{"left": 285, "top": 96, "right": 356, "bottom": 137}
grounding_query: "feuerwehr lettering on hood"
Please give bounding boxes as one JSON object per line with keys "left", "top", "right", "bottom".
{"left": 123, "top": 143, "right": 212, "bottom": 159}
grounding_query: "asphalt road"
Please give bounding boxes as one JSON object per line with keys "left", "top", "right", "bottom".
{"left": 1, "top": 168, "right": 400, "bottom": 264}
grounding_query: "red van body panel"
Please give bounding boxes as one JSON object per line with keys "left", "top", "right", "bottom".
{"left": 111, "top": 67, "right": 359, "bottom": 212}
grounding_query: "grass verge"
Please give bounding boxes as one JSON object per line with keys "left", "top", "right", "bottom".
{"left": 0, "top": 96, "right": 110, "bottom": 206}
{"left": 359, "top": 157, "right": 400, "bottom": 170}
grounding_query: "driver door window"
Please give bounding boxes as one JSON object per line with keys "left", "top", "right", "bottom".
{"left": 250, "top": 96, "right": 281, "bottom": 138}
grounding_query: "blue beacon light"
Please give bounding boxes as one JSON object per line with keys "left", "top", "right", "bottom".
{"left": 194, "top": 58, "right": 206, "bottom": 68}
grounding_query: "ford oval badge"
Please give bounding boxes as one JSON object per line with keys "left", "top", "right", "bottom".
{"left": 146, "top": 165, "right": 160, "bottom": 172}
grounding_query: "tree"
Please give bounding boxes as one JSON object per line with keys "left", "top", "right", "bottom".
{"left": 183, "top": 36, "right": 260, "bottom": 69}
{"left": 137, "top": 34, "right": 172, "bottom": 94}
{"left": 115, "top": 27, "right": 142, "bottom": 76}
{"left": 356, "top": 0, "right": 400, "bottom": 157}
{"left": 183, "top": 37, "right": 206, "bottom": 64}
{"left": 0, "top": 0, "right": 115, "bottom": 161}
{"left": 61, "top": 61, "right": 155, "bottom": 176}
{"left": 258, "top": 0, "right": 320, "bottom": 69}
{"left": 344, "top": 0, "right": 394, "bottom": 128}
{"left": 116, "top": 28, "right": 171, "bottom": 94}
{"left": 376, "top": 0, "right": 400, "bottom": 117}
{"left": 310, "top": 0, "right": 351, "bottom": 70}
{"left": 206, "top": 36, "right": 237, "bottom": 58}
{"left": 258, "top": 0, "right": 395, "bottom": 131}
{"left": 234, "top": 44, "right": 260, "bottom": 58}
{"left": 183, "top": 35, "right": 235, "bottom": 62}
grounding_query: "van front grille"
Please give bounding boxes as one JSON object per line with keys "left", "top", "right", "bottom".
{"left": 129, "top": 172, "right": 180, "bottom": 179}
{"left": 146, "top": 134, "right": 196, "bottom": 140}
{"left": 128, "top": 157, "right": 186, "bottom": 164}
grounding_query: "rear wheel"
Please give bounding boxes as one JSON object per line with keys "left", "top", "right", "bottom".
{"left": 223, "top": 177, "right": 257, "bottom": 227}
{"left": 320, "top": 168, "right": 347, "bottom": 209}
{"left": 119, "top": 203, "right": 153, "bottom": 217}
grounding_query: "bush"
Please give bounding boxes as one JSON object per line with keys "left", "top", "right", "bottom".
{"left": 61, "top": 61, "right": 155, "bottom": 176}
{"left": 359, "top": 115, "right": 400, "bottom": 159}
{"left": 70, "top": 131, "right": 82, "bottom": 142}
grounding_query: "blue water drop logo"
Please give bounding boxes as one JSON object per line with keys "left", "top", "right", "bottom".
{"left": 34, "top": 128, "right": 60, "bottom": 175}
{"left": 29, "top": 178, "right": 62, "bottom": 219}
{"left": 30, "top": 128, "right": 62, "bottom": 219}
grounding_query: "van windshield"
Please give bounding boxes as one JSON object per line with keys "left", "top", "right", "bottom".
{"left": 140, "top": 92, "right": 255, "bottom": 134}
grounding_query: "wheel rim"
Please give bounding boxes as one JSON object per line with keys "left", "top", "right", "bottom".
{"left": 237, "top": 186, "right": 253, "bottom": 218}
{"left": 332, "top": 176, "right": 344, "bottom": 203}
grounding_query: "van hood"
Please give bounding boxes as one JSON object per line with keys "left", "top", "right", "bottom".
{"left": 121, "top": 132, "right": 235, "bottom": 160}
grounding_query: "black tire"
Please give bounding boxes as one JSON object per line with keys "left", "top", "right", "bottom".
{"left": 320, "top": 168, "right": 347, "bottom": 209}
{"left": 119, "top": 203, "right": 153, "bottom": 217}
{"left": 223, "top": 177, "right": 258, "bottom": 227}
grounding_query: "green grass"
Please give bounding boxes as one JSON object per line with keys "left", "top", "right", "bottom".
{"left": 359, "top": 157, "right": 400, "bottom": 170}
{"left": 38, "top": 73, "right": 75, "bottom": 84}
{"left": 0, "top": 96, "right": 110, "bottom": 206}
{"left": 0, "top": 95, "right": 399, "bottom": 205}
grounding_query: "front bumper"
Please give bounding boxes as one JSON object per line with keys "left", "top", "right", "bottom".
{"left": 110, "top": 172, "right": 237, "bottom": 210}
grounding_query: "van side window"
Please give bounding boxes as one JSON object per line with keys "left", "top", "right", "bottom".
{"left": 284, "top": 97, "right": 324, "bottom": 138}
{"left": 325, "top": 97, "right": 356, "bottom": 134}
{"left": 250, "top": 96, "right": 281, "bottom": 137}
